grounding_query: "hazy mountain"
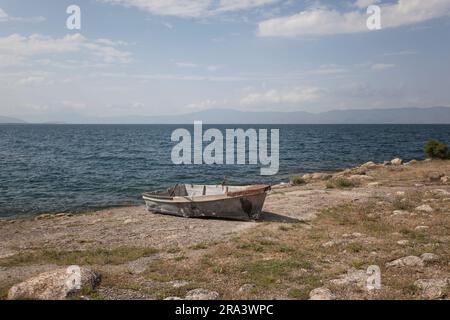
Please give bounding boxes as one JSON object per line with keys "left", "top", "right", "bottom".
{"left": 0, "top": 116, "right": 26, "bottom": 124}
{"left": 4, "top": 107, "right": 450, "bottom": 124}
{"left": 88, "top": 106, "right": 450, "bottom": 124}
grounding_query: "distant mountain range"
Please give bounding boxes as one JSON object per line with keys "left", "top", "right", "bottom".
{"left": 3, "top": 107, "right": 450, "bottom": 124}
{"left": 0, "top": 116, "right": 26, "bottom": 124}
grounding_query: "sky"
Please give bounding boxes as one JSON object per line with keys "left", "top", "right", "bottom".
{"left": 0, "top": 0, "right": 450, "bottom": 122}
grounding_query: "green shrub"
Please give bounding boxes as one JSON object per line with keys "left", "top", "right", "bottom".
{"left": 334, "top": 177, "right": 355, "bottom": 188}
{"left": 325, "top": 177, "right": 355, "bottom": 189}
{"left": 290, "top": 176, "right": 306, "bottom": 185}
{"left": 424, "top": 140, "right": 449, "bottom": 159}
{"left": 326, "top": 181, "right": 335, "bottom": 189}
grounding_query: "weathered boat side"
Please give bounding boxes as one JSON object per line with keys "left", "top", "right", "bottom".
{"left": 143, "top": 184, "right": 269, "bottom": 221}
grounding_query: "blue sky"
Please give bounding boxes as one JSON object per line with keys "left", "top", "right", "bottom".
{"left": 1, "top": 0, "right": 450, "bottom": 122}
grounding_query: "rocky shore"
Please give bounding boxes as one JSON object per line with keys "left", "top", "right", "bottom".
{"left": 0, "top": 159, "right": 449, "bottom": 300}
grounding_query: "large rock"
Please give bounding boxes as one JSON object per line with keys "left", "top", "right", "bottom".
{"left": 185, "top": 288, "right": 219, "bottom": 300}
{"left": 8, "top": 267, "right": 100, "bottom": 300}
{"left": 329, "top": 269, "right": 368, "bottom": 290}
{"left": 309, "top": 287, "right": 336, "bottom": 300}
{"left": 414, "top": 278, "right": 449, "bottom": 299}
{"left": 361, "top": 161, "right": 377, "bottom": 169}
{"left": 391, "top": 158, "right": 403, "bottom": 166}
{"left": 386, "top": 256, "right": 424, "bottom": 268}
{"left": 310, "top": 173, "right": 332, "bottom": 180}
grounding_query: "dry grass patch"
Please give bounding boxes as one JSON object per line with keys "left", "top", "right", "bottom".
{"left": 0, "top": 247, "right": 158, "bottom": 267}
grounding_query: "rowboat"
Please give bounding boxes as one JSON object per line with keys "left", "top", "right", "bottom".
{"left": 142, "top": 184, "right": 270, "bottom": 220}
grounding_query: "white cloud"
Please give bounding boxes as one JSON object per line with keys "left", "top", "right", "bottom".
{"left": 382, "top": 50, "right": 417, "bottom": 56}
{"left": 99, "top": 0, "right": 279, "bottom": 18}
{"left": 258, "top": 0, "right": 450, "bottom": 37}
{"left": 0, "top": 8, "right": 7, "bottom": 21}
{"left": 131, "top": 101, "right": 145, "bottom": 108}
{"left": 17, "top": 76, "right": 48, "bottom": 86}
{"left": 186, "top": 98, "right": 226, "bottom": 110}
{"left": 175, "top": 62, "right": 223, "bottom": 72}
{"left": 176, "top": 62, "right": 199, "bottom": 68}
{"left": 215, "top": 0, "right": 279, "bottom": 13}
{"left": 206, "top": 65, "right": 222, "bottom": 72}
{"left": 0, "top": 7, "right": 45, "bottom": 23}
{"left": 353, "top": 0, "right": 380, "bottom": 9}
{"left": 371, "top": 63, "right": 396, "bottom": 71}
{"left": 240, "top": 87, "right": 323, "bottom": 106}
{"left": 0, "top": 33, "right": 132, "bottom": 67}
{"left": 100, "top": 0, "right": 213, "bottom": 17}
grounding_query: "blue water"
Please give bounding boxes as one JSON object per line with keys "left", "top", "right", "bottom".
{"left": 1, "top": 124, "right": 449, "bottom": 217}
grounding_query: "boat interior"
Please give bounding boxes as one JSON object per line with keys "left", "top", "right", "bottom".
{"left": 143, "top": 184, "right": 269, "bottom": 200}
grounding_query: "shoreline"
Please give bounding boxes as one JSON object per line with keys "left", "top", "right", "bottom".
{"left": 0, "top": 158, "right": 426, "bottom": 220}
{"left": 1, "top": 158, "right": 449, "bottom": 300}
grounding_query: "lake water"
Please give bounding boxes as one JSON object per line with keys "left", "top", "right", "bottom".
{"left": 1, "top": 124, "right": 449, "bottom": 217}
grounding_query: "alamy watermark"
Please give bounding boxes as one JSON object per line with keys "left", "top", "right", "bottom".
{"left": 66, "top": 5, "right": 81, "bottom": 30}
{"left": 65, "top": 265, "right": 81, "bottom": 291}
{"left": 171, "top": 121, "right": 279, "bottom": 176}
{"left": 65, "top": 4, "right": 380, "bottom": 31}
{"left": 366, "top": 265, "right": 382, "bottom": 290}
{"left": 367, "top": 5, "right": 382, "bottom": 30}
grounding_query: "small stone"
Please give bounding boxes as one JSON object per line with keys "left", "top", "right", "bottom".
{"left": 238, "top": 284, "right": 256, "bottom": 293}
{"left": 36, "top": 214, "right": 52, "bottom": 220}
{"left": 349, "top": 174, "right": 374, "bottom": 181}
{"left": 330, "top": 269, "right": 368, "bottom": 290}
{"left": 322, "top": 240, "right": 344, "bottom": 248}
{"left": 170, "top": 280, "right": 190, "bottom": 288}
{"left": 386, "top": 256, "right": 424, "bottom": 268}
{"left": 0, "top": 251, "right": 17, "bottom": 259}
{"left": 312, "top": 173, "right": 325, "bottom": 180}
{"left": 391, "top": 158, "right": 403, "bottom": 165}
{"left": 392, "top": 210, "right": 410, "bottom": 216}
{"left": 368, "top": 182, "right": 380, "bottom": 188}
{"left": 434, "top": 189, "right": 450, "bottom": 196}
{"left": 302, "top": 174, "right": 312, "bottom": 180}
{"left": 124, "top": 218, "right": 139, "bottom": 225}
{"left": 415, "top": 226, "right": 429, "bottom": 231}
{"left": 425, "top": 172, "right": 444, "bottom": 182}
{"left": 397, "top": 240, "right": 409, "bottom": 246}
{"left": 309, "top": 287, "right": 336, "bottom": 300}
{"left": 395, "top": 191, "right": 406, "bottom": 196}
{"left": 185, "top": 288, "right": 219, "bottom": 300}
{"left": 361, "top": 161, "right": 377, "bottom": 169}
{"left": 415, "top": 204, "right": 433, "bottom": 213}
{"left": 414, "top": 279, "right": 448, "bottom": 299}
{"left": 164, "top": 296, "right": 182, "bottom": 300}
{"left": 420, "top": 253, "right": 439, "bottom": 262}
{"left": 342, "top": 233, "right": 363, "bottom": 239}
{"left": 441, "top": 176, "right": 449, "bottom": 184}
